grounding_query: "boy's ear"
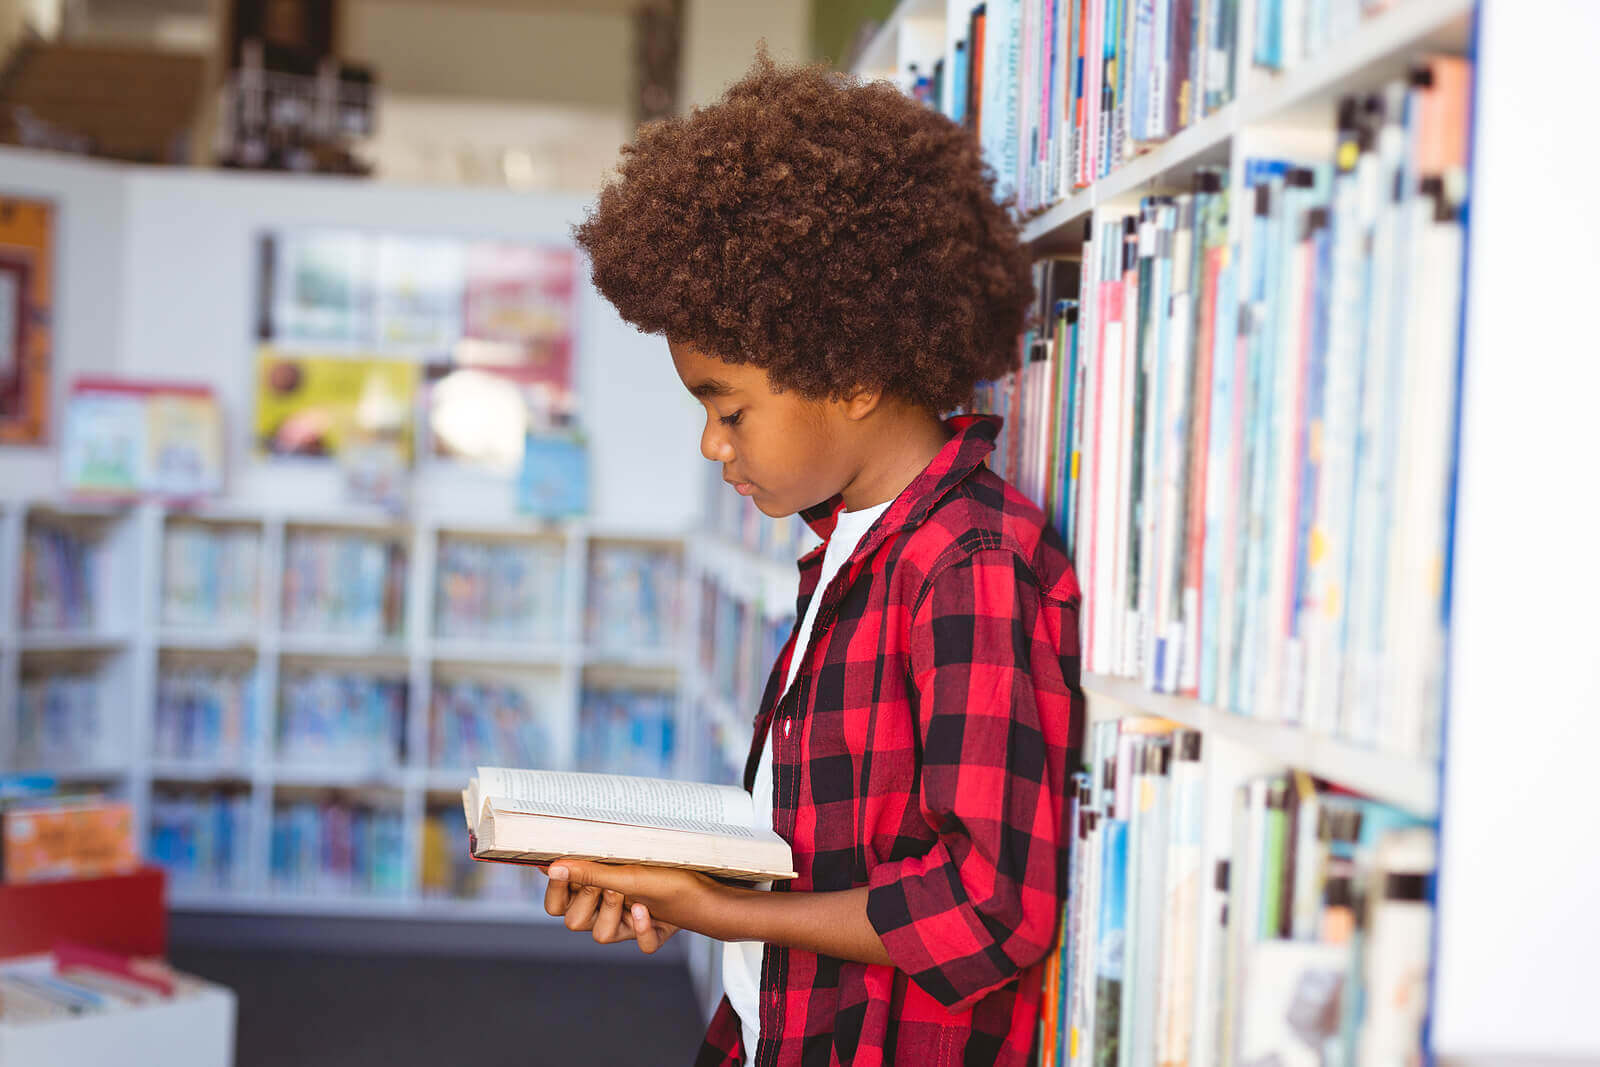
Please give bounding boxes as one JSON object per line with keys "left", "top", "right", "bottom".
{"left": 841, "top": 385, "right": 882, "bottom": 421}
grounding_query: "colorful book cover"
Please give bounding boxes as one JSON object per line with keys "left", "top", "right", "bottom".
{"left": 1093, "top": 818, "right": 1128, "bottom": 1067}
{"left": 2, "top": 801, "right": 137, "bottom": 884}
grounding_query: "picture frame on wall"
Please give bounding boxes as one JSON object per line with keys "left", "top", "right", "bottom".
{"left": 0, "top": 196, "right": 54, "bottom": 445}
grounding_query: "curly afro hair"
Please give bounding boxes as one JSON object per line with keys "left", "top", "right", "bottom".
{"left": 573, "top": 53, "right": 1032, "bottom": 412}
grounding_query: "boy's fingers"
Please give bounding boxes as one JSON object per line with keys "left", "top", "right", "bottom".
{"left": 563, "top": 884, "right": 602, "bottom": 932}
{"left": 592, "top": 891, "right": 628, "bottom": 944}
{"left": 543, "top": 876, "right": 571, "bottom": 917}
{"left": 632, "top": 903, "right": 660, "bottom": 954}
{"left": 549, "top": 859, "right": 639, "bottom": 898}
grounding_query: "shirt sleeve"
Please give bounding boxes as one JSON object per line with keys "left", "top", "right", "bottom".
{"left": 865, "top": 547, "right": 1073, "bottom": 1013}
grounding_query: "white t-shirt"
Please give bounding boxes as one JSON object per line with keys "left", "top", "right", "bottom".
{"left": 722, "top": 498, "right": 893, "bottom": 1059}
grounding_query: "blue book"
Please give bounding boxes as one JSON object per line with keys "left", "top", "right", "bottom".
{"left": 1094, "top": 818, "right": 1129, "bottom": 1067}
{"left": 1130, "top": 0, "right": 1155, "bottom": 141}
{"left": 1253, "top": 0, "right": 1282, "bottom": 69}
{"left": 950, "top": 39, "right": 969, "bottom": 125}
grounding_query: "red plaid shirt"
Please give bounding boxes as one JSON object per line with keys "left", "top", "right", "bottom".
{"left": 696, "top": 415, "right": 1083, "bottom": 1067}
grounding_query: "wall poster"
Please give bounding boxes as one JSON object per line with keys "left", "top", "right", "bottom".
{"left": 0, "top": 196, "right": 54, "bottom": 445}
{"left": 254, "top": 229, "right": 578, "bottom": 481}
{"left": 61, "top": 378, "right": 225, "bottom": 499}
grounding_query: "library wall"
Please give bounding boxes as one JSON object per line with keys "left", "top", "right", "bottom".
{"left": 680, "top": 0, "right": 809, "bottom": 109}
{"left": 0, "top": 145, "right": 705, "bottom": 534}
{"left": 339, "top": 1, "right": 634, "bottom": 113}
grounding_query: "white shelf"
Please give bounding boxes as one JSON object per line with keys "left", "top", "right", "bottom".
{"left": 157, "top": 627, "right": 262, "bottom": 652}
{"left": 428, "top": 638, "right": 574, "bottom": 667}
{"left": 18, "top": 630, "right": 131, "bottom": 653}
{"left": 148, "top": 760, "right": 254, "bottom": 782}
{"left": 1082, "top": 672, "right": 1440, "bottom": 818}
{"left": 270, "top": 763, "right": 408, "bottom": 789}
{"left": 275, "top": 632, "right": 410, "bottom": 659}
{"left": 583, "top": 646, "right": 681, "bottom": 672}
{"left": 1020, "top": 0, "right": 1475, "bottom": 246}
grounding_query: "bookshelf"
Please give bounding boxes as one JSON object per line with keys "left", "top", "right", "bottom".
{"left": 1021, "top": 0, "right": 1476, "bottom": 248}
{"left": 702, "top": 0, "right": 1505, "bottom": 1055}
{"left": 0, "top": 497, "right": 691, "bottom": 924}
{"left": 1083, "top": 672, "right": 1438, "bottom": 818}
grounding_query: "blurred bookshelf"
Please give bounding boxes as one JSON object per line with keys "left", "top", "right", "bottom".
{"left": 0, "top": 499, "right": 691, "bottom": 923}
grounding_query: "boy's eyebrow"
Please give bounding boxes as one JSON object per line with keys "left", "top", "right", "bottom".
{"left": 688, "top": 378, "right": 735, "bottom": 400}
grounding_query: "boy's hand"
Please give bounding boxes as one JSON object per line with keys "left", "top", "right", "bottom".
{"left": 544, "top": 860, "right": 719, "bottom": 954}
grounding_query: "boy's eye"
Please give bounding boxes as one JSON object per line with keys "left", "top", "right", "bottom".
{"left": 719, "top": 410, "right": 744, "bottom": 427}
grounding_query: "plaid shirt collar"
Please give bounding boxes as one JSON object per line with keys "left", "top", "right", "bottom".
{"left": 797, "top": 412, "right": 1002, "bottom": 560}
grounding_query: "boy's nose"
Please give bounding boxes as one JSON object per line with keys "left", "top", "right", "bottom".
{"left": 700, "top": 418, "right": 734, "bottom": 463}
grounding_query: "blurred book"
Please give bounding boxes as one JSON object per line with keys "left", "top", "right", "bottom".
{"left": 277, "top": 671, "right": 406, "bottom": 768}
{"left": 586, "top": 544, "right": 679, "bottom": 654}
{"left": 430, "top": 679, "right": 550, "bottom": 770}
{"left": 269, "top": 794, "right": 405, "bottom": 897}
{"left": 281, "top": 529, "right": 407, "bottom": 638}
{"left": 147, "top": 786, "right": 252, "bottom": 894}
{"left": 577, "top": 688, "right": 675, "bottom": 779}
{"left": 1, "top": 797, "right": 137, "bottom": 885}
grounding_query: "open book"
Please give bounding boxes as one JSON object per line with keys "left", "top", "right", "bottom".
{"left": 462, "top": 767, "right": 795, "bottom": 882}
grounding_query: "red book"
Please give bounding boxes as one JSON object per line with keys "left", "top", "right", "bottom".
{"left": 1181, "top": 241, "right": 1225, "bottom": 696}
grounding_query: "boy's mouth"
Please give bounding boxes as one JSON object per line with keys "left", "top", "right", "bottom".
{"left": 729, "top": 481, "right": 757, "bottom": 497}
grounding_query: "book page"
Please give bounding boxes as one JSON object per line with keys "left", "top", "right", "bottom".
{"left": 487, "top": 797, "right": 773, "bottom": 840}
{"left": 477, "top": 768, "right": 753, "bottom": 828}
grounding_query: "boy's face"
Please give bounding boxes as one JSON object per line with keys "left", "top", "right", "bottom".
{"left": 669, "top": 340, "right": 862, "bottom": 518}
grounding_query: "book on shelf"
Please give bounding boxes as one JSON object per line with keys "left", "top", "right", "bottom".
{"left": 148, "top": 786, "right": 252, "bottom": 894}
{"left": 161, "top": 523, "right": 260, "bottom": 630}
{"left": 422, "top": 805, "right": 543, "bottom": 902}
{"left": 977, "top": 61, "right": 1471, "bottom": 763}
{"left": 929, "top": 0, "right": 1432, "bottom": 216}
{"left": 585, "top": 544, "right": 681, "bottom": 654}
{"left": 269, "top": 794, "right": 407, "bottom": 896}
{"left": 434, "top": 536, "right": 565, "bottom": 643}
{"left": 153, "top": 664, "right": 257, "bottom": 764}
{"left": 1034, "top": 717, "right": 1435, "bottom": 1067}
{"left": 430, "top": 678, "right": 550, "bottom": 770}
{"left": 463, "top": 767, "right": 795, "bottom": 882}
{"left": 0, "top": 795, "right": 137, "bottom": 885}
{"left": 281, "top": 529, "right": 407, "bottom": 638}
{"left": 16, "top": 671, "right": 103, "bottom": 768}
{"left": 21, "top": 520, "right": 99, "bottom": 632}
{"left": 276, "top": 670, "right": 407, "bottom": 767}
{"left": 577, "top": 688, "right": 677, "bottom": 779}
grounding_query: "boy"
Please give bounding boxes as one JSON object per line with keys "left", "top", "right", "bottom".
{"left": 546, "top": 55, "right": 1082, "bottom": 1066}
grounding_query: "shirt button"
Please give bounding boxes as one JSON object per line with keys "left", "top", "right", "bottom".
{"left": 783, "top": 719, "right": 792, "bottom": 738}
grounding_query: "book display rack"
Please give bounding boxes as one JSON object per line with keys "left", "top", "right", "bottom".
{"left": 0, "top": 501, "right": 688, "bottom": 923}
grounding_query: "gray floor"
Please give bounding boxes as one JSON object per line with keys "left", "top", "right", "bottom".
{"left": 172, "top": 948, "right": 707, "bottom": 1067}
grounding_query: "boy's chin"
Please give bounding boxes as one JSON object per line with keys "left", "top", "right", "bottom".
{"left": 750, "top": 495, "right": 798, "bottom": 519}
